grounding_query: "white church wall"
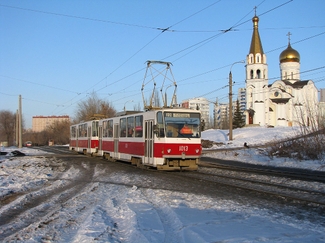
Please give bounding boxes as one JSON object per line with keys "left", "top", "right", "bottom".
{"left": 280, "top": 62, "right": 300, "bottom": 81}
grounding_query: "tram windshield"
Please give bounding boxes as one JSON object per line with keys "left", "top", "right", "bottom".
{"left": 162, "top": 111, "right": 201, "bottom": 138}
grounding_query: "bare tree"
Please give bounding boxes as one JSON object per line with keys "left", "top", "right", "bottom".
{"left": 46, "top": 120, "right": 71, "bottom": 145}
{"left": 75, "top": 92, "right": 116, "bottom": 123}
{"left": 133, "top": 102, "right": 142, "bottom": 111}
{"left": 22, "top": 120, "right": 71, "bottom": 146}
{"left": 268, "top": 100, "right": 325, "bottom": 161}
{"left": 23, "top": 130, "right": 51, "bottom": 146}
{"left": 0, "top": 110, "right": 16, "bottom": 146}
{"left": 154, "top": 90, "right": 161, "bottom": 108}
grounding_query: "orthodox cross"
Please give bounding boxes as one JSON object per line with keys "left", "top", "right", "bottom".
{"left": 287, "top": 32, "right": 292, "bottom": 44}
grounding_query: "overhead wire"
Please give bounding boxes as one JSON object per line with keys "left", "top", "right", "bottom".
{"left": 0, "top": 75, "right": 81, "bottom": 95}
{"left": 0, "top": 4, "right": 158, "bottom": 30}
{"left": 52, "top": 1, "right": 222, "bottom": 114}
{"left": 2, "top": 0, "right": 323, "bottom": 117}
{"left": 242, "top": 66, "right": 325, "bottom": 98}
{"left": 0, "top": 1, "right": 222, "bottom": 114}
{"left": 93, "top": 1, "right": 222, "bottom": 89}
{"left": 99, "top": 0, "right": 323, "bottom": 108}
{"left": 161, "top": 0, "right": 293, "bottom": 62}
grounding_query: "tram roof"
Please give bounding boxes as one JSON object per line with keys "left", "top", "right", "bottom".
{"left": 117, "top": 108, "right": 200, "bottom": 117}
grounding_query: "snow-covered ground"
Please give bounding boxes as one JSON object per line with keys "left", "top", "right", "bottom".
{"left": 0, "top": 126, "right": 325, "bottom": 242}
{"left": 202, "top": 126, "right": 325, "bottom": 171}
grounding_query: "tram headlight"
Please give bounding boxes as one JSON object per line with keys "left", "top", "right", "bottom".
{"left": 167, "top": 149, "right": 171, "bottom": 154}
{"left": 195, "top": 149, "right": 200, "bottom": 153}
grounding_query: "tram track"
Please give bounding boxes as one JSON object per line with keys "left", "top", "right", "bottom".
{"left": 3, "top": 145, "right": 325, "bottom": 241}
{"left": 35, "top": 146, "right": 325, "bottom": 206}
{"left": 199, "top": 158, "right": 325, "bottom": 183}
{"left": 189, "top": 161, "right": 325, "bottom": 206}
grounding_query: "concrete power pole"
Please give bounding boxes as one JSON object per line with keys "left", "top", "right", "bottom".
{"left": 229, "top": 71, "right": 233, "bottom": 141}
{"left": 229, "top": 60, "right": 245, "bottom": 141}
{"left": 16, "top": 110, "right": 19, "bottom": 146}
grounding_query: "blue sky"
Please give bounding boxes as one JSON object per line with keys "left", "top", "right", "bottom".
{"left": 1, "top": 0, "right": 324, "bottom": 129}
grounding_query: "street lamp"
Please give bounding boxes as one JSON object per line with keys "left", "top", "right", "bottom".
{"left": 124, "top": 100, "right": 133, "bottom": 111}
{"left": 229, "top": 61, "right": 245, "bottom": 140}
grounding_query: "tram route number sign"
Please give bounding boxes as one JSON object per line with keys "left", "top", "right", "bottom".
{"left": 165, "top": 112, "right": 190, "bottom": 118}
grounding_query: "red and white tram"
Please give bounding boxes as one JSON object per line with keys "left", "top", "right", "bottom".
{"left": 69, "top": 120, "right": 99, "bottom": 154}
{"left": 70, "top": 108, "right": 202, "bottom": 170}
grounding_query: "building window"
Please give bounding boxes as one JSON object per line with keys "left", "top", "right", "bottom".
{"left": 257, "top": 69, "right": 261, "bottom": 79}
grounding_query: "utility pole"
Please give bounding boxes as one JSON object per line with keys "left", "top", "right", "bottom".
{"left": 229, "top": 61, "right": 245, "bottom": 141}
{"left": 18, "top": 95, "right": 22, "bottom": 148}
{"left": 15, "top": 110, "right": 19, "bottom": 146}
{"left": 229, "top": 71, "right": 233, "bottom": 140}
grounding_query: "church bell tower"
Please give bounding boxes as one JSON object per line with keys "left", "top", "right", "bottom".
{"left": 245, "top": 13, "right": 269, "bottom": 126}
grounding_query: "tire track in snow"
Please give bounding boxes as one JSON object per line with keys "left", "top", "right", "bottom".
{"left": 141, "top": 189, "right": 186, "bottom": 243}
{"left": 0, "top": 160, "right": 96, "bottom": 241}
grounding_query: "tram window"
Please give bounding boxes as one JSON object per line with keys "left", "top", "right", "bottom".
{"left": 120, "top": 118, "right": 126, "bottom": 137}
{"left": 156, "top": 111, "right": 165, "bottom": 137}
{"left": 103, "top": 120, "right": 113, "bottom": 137}
{"left": 135, "top": 115, "right": 143, "bottom": 137}
{"left": 180, "top": 124, "right": 192, "bottom": 135}
{"left": 108, "top": 120, "right": 113, "bottom": 137}
{"left": 92, "top": 121, "right": 99, "bottom": 136}
{"left": 103, "top": 121, "right": 108, "bottom": 137}
{"left": 164, "top": 112, "right": 200, "bottom": 138}
{"left": 71, "top": 126, "right": 76, "bottom": 138}
{"left": 79, "top": 124, "right": 87, "bottom": 137}
{"left": 127, "top": 117, "right": 135, "bottom": 137}
{"left": 84, "top": 124, "right": 88, "bottom": 137}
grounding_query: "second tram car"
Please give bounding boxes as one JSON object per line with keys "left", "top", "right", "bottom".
{"left": 69, "top": 120, "right": 99, "bottom": 154}
{"left": 70, "top": 108, "right": 202, "bottom": 170}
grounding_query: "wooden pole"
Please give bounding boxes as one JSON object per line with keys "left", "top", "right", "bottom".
{"left": 18, "top": 95, "right": 22, "bottom": 148}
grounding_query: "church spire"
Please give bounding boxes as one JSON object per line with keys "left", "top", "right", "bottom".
{"left": 249, "top": 9, "right": 264, "bottom": 57}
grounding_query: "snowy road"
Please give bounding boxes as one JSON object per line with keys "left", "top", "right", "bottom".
{"left": 1, "top": 151, "right": 325, "bottom": 242}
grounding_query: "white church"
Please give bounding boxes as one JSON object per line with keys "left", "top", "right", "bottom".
{"left": 245, "top": 14, "right": 318, "bottom": 127}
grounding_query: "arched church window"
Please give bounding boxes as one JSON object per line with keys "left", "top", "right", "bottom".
{"left": 250, "top": 70, "right": 253, "bottom": 79}
{"left": 256, "top": 69, "right": 261, "bottom": 79}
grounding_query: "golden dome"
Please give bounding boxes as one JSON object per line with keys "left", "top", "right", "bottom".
{"left": 279, "top": 43, "right": 300, "bottom": 63}
{"left": 252, "top": 15, "right": 259, "bottom": 26}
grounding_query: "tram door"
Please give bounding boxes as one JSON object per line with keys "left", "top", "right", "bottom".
{"left": 98, "top": 125, "right": 102, "bottom": 152}
{"left": 144, "top": 120, "right": 154, "bottom": 165}
{"left": 113, "top": 123, "right": 119, "bottom": 159}
{"left": 76, "top": 127, "right": 79, "bottom": 151}
{"left": 87, "top": 126, "right": 91, "bottom": 152}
